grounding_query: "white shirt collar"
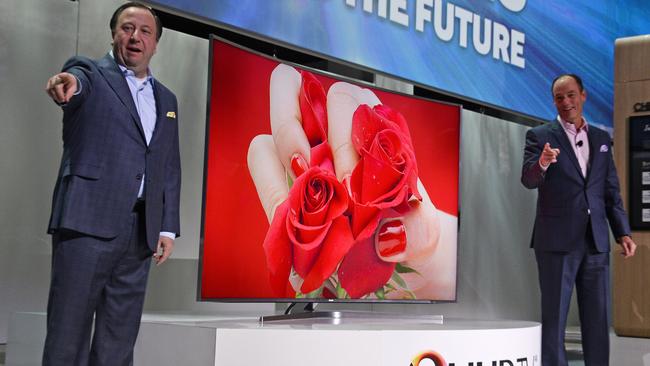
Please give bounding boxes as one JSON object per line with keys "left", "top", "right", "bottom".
{"left": 109, "top": 50, "right": 154, "bottom": 84}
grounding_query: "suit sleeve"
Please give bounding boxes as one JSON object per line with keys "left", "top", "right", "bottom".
{"left": 161, "top": 95, "right": 181, "bottom": 237}
{"left": 60, "top": 56, "right": 95, "bottom": 113}
{"left": 604, "top": 140, "right": 631, "bottom": 238}
{"left": 521, "top": 128, "right": 546, "bottom": 189}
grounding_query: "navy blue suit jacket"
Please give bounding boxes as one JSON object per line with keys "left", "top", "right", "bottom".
{"left": 48, "top": 54, "right": 181, "bottom": 251}
{"left": 521, "top": 120, "right": 630, "bottom": 252}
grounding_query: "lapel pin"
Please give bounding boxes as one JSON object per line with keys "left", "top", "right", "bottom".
{"left": 166, "top": 111, "right": 176, "bottom": 119}
{"left": 600, "top": 144, "right": 608, "bottom": 152}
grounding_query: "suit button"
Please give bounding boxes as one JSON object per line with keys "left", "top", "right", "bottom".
{"left": 587, "top": 209, "right": 591, "bottom": 215}
{"left": 146, "top": 149, "right": 151, "bottom": 155}
{"left": 136, "top": 173, "right": 143, "bottom": 180}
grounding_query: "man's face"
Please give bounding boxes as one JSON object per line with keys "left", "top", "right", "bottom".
{"left": 112, "top": 7, "right": 158, "bottom": 78}
{"left": 552, "top": 76, "right": 586, "bottom": 125}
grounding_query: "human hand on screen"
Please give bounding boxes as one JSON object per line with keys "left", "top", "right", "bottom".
{"left": 247, "top": 63, "right": 456, "bottom": 299}
{"left": 326, "top": 81, "right": 456, "bottom": 299}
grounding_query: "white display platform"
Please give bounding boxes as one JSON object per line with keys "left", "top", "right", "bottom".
{"left": 9, "top": 311, "right": 650, "bottom": 365}
{"left": 203, "top": 315, "right": 541, "bottom": 366}
{"left": 6, "top": 312, "right": 540, "bottom": 366}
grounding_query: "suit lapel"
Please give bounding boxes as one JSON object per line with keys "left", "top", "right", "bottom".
{"left": 585, "top": 127, "right": 602, "bottom": 182}
{"left": 549, "top": 121, "right": 584, "bottom": 180}
{"left": 149, "top": 80, "right": 164, "bottom": 147}
{"left": 97, "top": 55, "right": 147, "bottom": 143}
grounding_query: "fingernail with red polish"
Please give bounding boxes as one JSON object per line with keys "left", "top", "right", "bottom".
{"left": 291, "top": 153, "right": 308, "bottom": 177}
{"left": 377, "top": 220, "right": 406, "bottom": 257}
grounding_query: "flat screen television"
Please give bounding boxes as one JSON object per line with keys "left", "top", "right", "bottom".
{"left": 200, "top": 37, "right": 460, "bottom": 303}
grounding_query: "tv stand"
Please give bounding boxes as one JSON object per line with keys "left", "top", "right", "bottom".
{"left": 258, "top": 302, "right": 339, "bottom": 324}
{"left": 258, "top": 302, "right": 444, "bottom": 325}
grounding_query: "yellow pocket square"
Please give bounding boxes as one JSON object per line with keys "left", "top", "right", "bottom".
{"left": 166, "top": 111, "right": 176, "bottom": 119}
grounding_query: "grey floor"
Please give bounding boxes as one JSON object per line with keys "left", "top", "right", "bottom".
{"left": 567, "top": 349, "right": 585, "bottom": 366}
{"left": 566, "top": 327, "right": 585, "bottom": 365}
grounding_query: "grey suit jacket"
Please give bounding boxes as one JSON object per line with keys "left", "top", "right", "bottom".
{"left": 48, "top": 54, "right": 181, "bottom": 251}
{"left": 521, "top": 120, "right": 630, "bottom": 252}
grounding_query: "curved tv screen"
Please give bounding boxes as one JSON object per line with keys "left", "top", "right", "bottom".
{"left": 200, "top": 37, "right": 460, "bottom": 303}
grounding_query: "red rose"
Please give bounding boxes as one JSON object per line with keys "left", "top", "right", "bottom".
{"left": 263, "top": 165, "right": 354, "bottom": 297}
{"left": 348, "top": 104, "right": 421, "bottom": 239}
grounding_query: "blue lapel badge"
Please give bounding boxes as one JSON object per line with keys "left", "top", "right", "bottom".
{"left": 599, "top": 144, "right": 608, "bottom": 152}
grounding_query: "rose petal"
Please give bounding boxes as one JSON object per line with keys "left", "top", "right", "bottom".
{"left": 374, "top": 104, "right": 413, "bottom": 146}
{"left": 351, "top": 104, "right": 383, "bottom": 154}
{"left": 349, "top": 201, "right": 381, "bottom": 240}
{"left": 370, "top": 130, "right": 406, "bottom": 169}
{"left": 300, "top": 216, "right": 355, "bottom": 293}
{"left": 288, "top": 167, "right": 347, "bottom": 225}
{"left": 262, "top": 201, "right": 293, "bottom": 296}
{"left": 299, "top": 71, "right": 328, "bottom": 147}
{"left": 359, "top": 151, "right": 403, "bottom": 203}
{"left": 348, "top": 160, "right": 383, "bottom": 239}
{"left": 302, "top": 177, "right": 330, "bottom": 226}
{"left": 292, "top": 225, "right": 329, "bottom": 279}
{"left": 310, "top": 142, "right": 335, "bottom": 174}
{"left": 338, "top": 236, "right": 396, "bottom": 298}
{"left": 288, "top": 214, "right": 329, "bottom": 251}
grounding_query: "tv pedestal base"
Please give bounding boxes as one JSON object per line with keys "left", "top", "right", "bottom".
{"left": 138, "top": 314, "right": 540, "bottom": 366}
{"left": 7, "top": 312, "right": 541, "bottom": 365}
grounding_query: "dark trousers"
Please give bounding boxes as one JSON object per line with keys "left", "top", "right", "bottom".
{"left": 43, "top": 205, "right": 152, "bottom": 366}
{"left": 535, "top": 229, "right": 610, "bottom": 366}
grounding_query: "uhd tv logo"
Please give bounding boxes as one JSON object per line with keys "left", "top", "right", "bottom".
{"left": 410, "top": 351, "right": 537, "bottom": 366}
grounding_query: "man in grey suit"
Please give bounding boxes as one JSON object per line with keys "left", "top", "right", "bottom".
{"left": 43, "top": 2, "right": 180, "bottom": 365}
{"left": 521, "top": 74, "right": 636, "bottom": 366}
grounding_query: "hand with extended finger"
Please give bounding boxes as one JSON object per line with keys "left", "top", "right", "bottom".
{"left": 539, "top": 142, "right": 560, "bottom": 168}
{"left": 45, "top": 72, "right": 78, "bottom": 104}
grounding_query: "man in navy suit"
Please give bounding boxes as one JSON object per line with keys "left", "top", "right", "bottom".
{"left": 521, "top": 74, "right": 636, "bottom": 366}
{"left": 43, "top": 2, "right": 180, "bottom": 365}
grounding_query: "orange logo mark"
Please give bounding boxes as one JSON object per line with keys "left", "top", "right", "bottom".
{"left": 411, "top": 350, "right": 447, "bottom": 366}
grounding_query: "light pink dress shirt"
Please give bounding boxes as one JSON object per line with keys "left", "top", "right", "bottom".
{"left": 557, "top": 116, "right": 590, "bottom": 177}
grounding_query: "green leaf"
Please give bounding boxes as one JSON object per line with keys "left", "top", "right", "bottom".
{"left": 304, "top": 287, "right": 323, "bottom": 298}
{"left": 375, "top": 288, "right": 385, "bottom": 299}
{"left": 395, "top": 263, "right": 421, "bottom": 275}
{"left": 336, "top": 282, "right": 349, "bottom": 298}
{"left": 286, "top": 171, "right": 294, "bottom": 189}
{"left": 404, "top": 290, "right": 417, "bottom": 300}
{"left": 391, "top": 271, "right": 408, "bottom": 289}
